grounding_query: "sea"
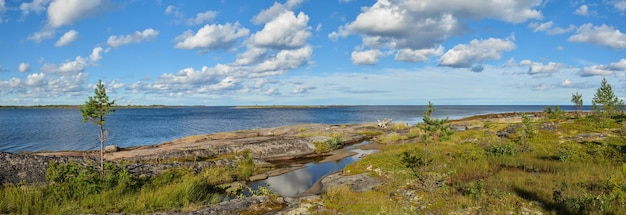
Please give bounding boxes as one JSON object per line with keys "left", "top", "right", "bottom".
{"left": 0, "top": 105, "right": 583, "bottom": 153}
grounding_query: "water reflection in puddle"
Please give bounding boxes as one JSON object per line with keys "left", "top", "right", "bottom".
{"left": 249, "top": 142, "right": 377, "bottom": 197}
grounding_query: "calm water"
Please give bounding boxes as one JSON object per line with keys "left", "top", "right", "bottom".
{"left": 0, "top": 105, "right": 578, "bottom": 153}
{"left": 249, "top": 142, "right": 378, "bottom": 197}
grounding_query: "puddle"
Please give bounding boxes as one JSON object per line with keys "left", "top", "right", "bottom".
{"left": 249, "top": 141, "right": 377, "bottom": 197}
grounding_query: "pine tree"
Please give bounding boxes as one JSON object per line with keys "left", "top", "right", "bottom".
{"left": 571, "top": 92, "right": 583, "bottom": 116}
{"left": 80, "top": 80, "right": 115, "bottom": 172}
{"left": 592, "top": 77, "right": 619, "bottom": 116}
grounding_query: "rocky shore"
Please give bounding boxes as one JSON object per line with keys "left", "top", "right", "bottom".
{"left": 0, "top": 112, "right": 551, "bottom": 214}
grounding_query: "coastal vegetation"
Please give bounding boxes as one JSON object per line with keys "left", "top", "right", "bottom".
{"left": 80, "top": 80, "right": 115, "bottom": 171}
{"left": 1, "top": 78, "right": 625, "bottom": 214}
{"left": 0, "top": 150, "right": 281, "bottom": 214}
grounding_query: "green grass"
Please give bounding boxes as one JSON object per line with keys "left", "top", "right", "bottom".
{"left": 0, "top": 150, "right": 274, "bottom": 214}
{"left": 319, "top": 114, "right": 626, "bottom": 214}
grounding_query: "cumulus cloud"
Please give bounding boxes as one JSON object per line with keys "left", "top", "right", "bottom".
{"left": 561, "top": 79, "right": 572, "bottom": 86}
{"left": 250, "top": 11, "right": 311, "bottom": 49}
{"left": 47, "top": 0, "right": 104, "bottom": 28}
{"left": 528, "top": 21, "right": 576, "bottom": 35}
{"left": 252, "top": 2, "right": 288, "bottom": 24}
{"left": 174, "top": 23, "right": 249, "bottom": 52}
{"left": 616, "top": 1, "right": 626, "bottom": 11}
{"left": 253, "top": 46, "right": 313, "bottom": 74}
{"left": 332, "top": 0, "right": 541, "bottom": 53}
{"left": 164, "top": 5, "right": 182, "bottom": 17}
{"left": 19, "top": 63, "right": 31, "bottom": 73}
{"left": 351, "top": 49, "right": 383, "bottom": 65}
{"left": 568, "top": 23, "right": 626, "bottom": 50}
{"left": 40, "top": 56, "right": 88, "bottom": 74}
{"left": 292, "top": 85, "right": 316, "bottom": 94}
{"left": 519, "top": 60, "right": 565, "bottom": 75}
{"left": 394, "top": 46, "right": 443, "bottom": 62}
{"left": 574, "top": 4, "right": 589, "bottom": 16}
{"left": 26, "top": 73, "right": 45, "bottom": 86}
{"left": 186, "top": 10, "right": 218, "bottom": 26}
{"left": 55, "top": 29, "right": 78, "bottom": 47}
{"left": 20, "top": 0, "right": 51, "bottom": 16}
{"left": 130, "top": 65, "right": 247, "bottom": 96}
{"left": 576, "top": 59, "right": 626, "bottom": 77}
{"left": 577, "top": 66, "right": 614, "bottom": 77}
{"left": 27, "top": 28, "right": 56, "bottom": 43}
{"left": 107, "top": 28, "right": 159, "bottom": 47}
{"left": 89, "top": 46, "right": 108, "bottom": 63}
{"left": 439, "top": 38, "right": 516, "bottom": 68}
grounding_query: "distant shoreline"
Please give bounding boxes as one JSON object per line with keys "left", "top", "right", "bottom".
{"left": 0, "top": 105, "right": 170, "bottom": 109}
{"left": 234, "top": 105, "right": 349, "bottom": 109}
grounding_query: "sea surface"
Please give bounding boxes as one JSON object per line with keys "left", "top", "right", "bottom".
{"left": 0, "top": 105, "right": 581, "bottom": 153}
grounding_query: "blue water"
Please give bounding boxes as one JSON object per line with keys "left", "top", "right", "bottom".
{"left": 0, "top": 105, "right": 581, "bottom": 153}
{"left": 249, "top": 142, "right": 378, "bottom": 197}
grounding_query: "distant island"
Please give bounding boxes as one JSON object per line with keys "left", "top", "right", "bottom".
{"left": 0, "top": 104, "right": 169, "bottom": 109}
{"left": 234, "top": 105, "right": 348, "bottom": 109}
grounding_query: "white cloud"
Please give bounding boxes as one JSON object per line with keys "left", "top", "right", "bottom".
{"left": 27, "top": 28, "right": 56, "bottom": 43}
{"left": 19, "top": 63, "right": 31, "bottom": 73}
{"left": 351, "top": 49, "right": 383, "bottom": 65}
{"left": 561, "top": 79, "right": 572, "bottom": 86}
{"left": 577, "top": 66, "right": 613, "bottom": 77}
{"left": 528, "top": 21, "right": 576, "bottom": 35}
{"left": 265, "top": 87, "right": 279, "bottom": 96}
{"left": 40, "top": 56, "right": 88, "bottom": 74}
{"left": 252, "top": 2, "right": 288, "bottom": 24}
{"left": 26, "top": 73, "right": 45, "bottom": 86}
{"left": 250, "top": 11, "right": 311, "bottom": 49}
{"left": 568, "top": 23, "right": 626, "bottom": 49}
{"left": 576, "top": 59, "right": 626, "bottom": 77}
{"left": 0, "top": 0, "right": 5, "bottom": 11}
{"left": 174, "top": 23, "right": 249, "bottom": 52}
{"left": 292, "top": 85, "right": 316, "bottom": 94}
{"left": 89, "top": 46, "right": 108, "bottom": 63}
{"left": 606, "top": 59, "right": 626, "bottom": 70}
{"left": 55, "top": 29, "right": 78, "bottom": 47}
{"left": 186, "top": 10, "right": 218, "bottom": 26}
{"left": 333, "top": 0, "right": 541, "bottom": 52}
{"left": 253, "top": 46, "right": 313, "bottom": 74}
{"left": 234, "top": 47, "right": 268, "bottom": 66}
{"left": 394, "top": 46, "right": 443, "bottom": 62}
{"left": 285, "top": 0, "right": 304, "bottom": 9}
{"left": 20, "top": 0, "right": 51, "bottom": 16}
{"left": 47, "top": 0, "right": 103, "bottom": 28}
{"left": 107, "top": 28, "right": 159, "bottom": 48}
{"left": 616, "top": 1, "right": 626, "bottom": 11}
{"left": 574, "top": 4, "right": 589, "bottom": 16}
{"left": 439, "top": 38, "right": 516, "bottom": 68}
{"left": 164, "top": 5, "right": 182, "bottom": 17}
{"left": 519, "top": 60, "right": 565, "bottom": 75}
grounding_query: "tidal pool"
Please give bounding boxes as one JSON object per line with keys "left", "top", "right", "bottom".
{"left": 249, "top": 141, "right": 377, "bottom": 197}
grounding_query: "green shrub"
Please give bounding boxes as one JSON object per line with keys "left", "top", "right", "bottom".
{"left": 314, "top": 133, "right": 344, "bottom": 153}
{"left": 485, "top": 143, "right": 517, "bottom": 156}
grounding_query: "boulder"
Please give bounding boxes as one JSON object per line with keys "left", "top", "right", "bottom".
{"left": 105, "top": 145, "right": 120, "bottom": 153}
{"left": 0, "top": 152, "right": 74, "bottom": 184}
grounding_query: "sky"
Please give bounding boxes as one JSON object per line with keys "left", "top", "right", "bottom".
{"left": 0, "top": 0, "right": 625, "bottom": 106}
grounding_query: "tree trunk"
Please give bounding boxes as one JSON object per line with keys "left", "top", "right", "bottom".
{"left": 99, "top": 125, "right": 104, "bottom": 172}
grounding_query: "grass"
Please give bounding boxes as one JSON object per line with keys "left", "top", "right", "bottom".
{"left": 0, "top": 150, "right": 277, "bottom": 214}
{"left": 318, "top": 113, "right": 626, "bottom": 214}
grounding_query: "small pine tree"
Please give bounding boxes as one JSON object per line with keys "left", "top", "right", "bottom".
{"left": 80, "top": 80, "right": 115, "bottom": 172}
{"left": 592, "top": 78, "right": 619, "bottom": 116}
{"left": 571, "top": 92, "right": 583, "bottom": 116}
{"left": 419, "top": 101, "right": 453, "bottom": 144}
{"left": 518, "top": 113, "right": 536, "bottom": 151}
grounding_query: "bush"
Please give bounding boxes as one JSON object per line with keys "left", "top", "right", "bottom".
{"left": 314, "top": 133, "right": 344, "bottom": 153}
{"left": 485, "top": 143, "right": 517, "bottom": 156}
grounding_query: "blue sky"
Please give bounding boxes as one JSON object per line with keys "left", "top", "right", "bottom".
{"left": 0, "top": 0, "right": 625, "bottom": 106}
